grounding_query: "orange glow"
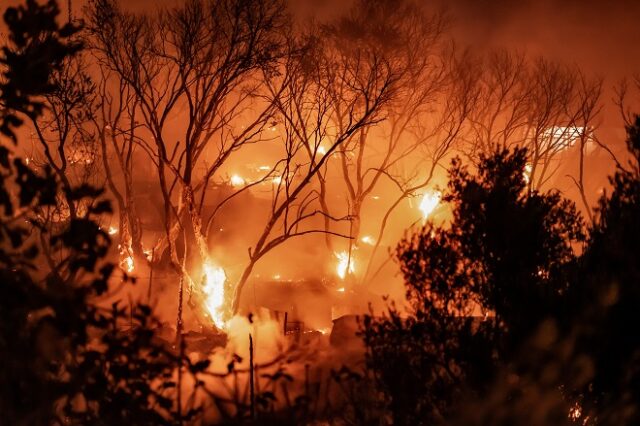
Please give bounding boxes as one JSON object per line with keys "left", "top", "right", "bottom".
{"left": 202, "top": 259, "right": 227, "bottom": 329}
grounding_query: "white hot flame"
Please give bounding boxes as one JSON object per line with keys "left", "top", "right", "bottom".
{"left": 230, "top": 174, "right": 245, "bottom": 187}
{"left": 361, "top": 235, "right": 374, "bottom": 245}
{"left": 202, "top": 259, "right": 227, "bottom": 329}
{"left": 121, "top": 254, "right": 134, "bottom": 273}
{"left": 523, "top": 163, "right": 533, "bottom": 184}
{"left": 419, "top": 191, "right": 441, "bottom": 220}
{"left": 335, "top": 251, "right": 355, "bottom": 280}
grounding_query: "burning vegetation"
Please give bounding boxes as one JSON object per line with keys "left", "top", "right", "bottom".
{"left": 1, "top": 0, "right": 640, "bottom": 424}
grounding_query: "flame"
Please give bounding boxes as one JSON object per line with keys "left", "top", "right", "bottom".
{"left": 143, "top": 248, "right": 153, "bottom": 262}
{"left": 361, "top": 235, "right": 374, "bottom": 245}
{"left": 335, "top": 251, "right": 355, "bottom": 280}
{"left": 202, "top": 259, "right": 227, "bottom": 329}
{"left": 317, "top": 145, "right": 327, "bottom": 155}
{"left": 542, "top": 126, "right": 585, "bottom": 150}
{"left": 108, "top": 226, "right": 118, "bottom": 235}
{"left": 523, "top": 163, "right": 533, "bottom": 184}
{"left": 272, "top": 175, "right": 282, "bottom": 185}
{"left": 568, "top": 402, "right": 582, "bottom": 421}
{"left": 336, "top": 287, "right": 345, "bottom": 292}
{"left": 419, "top": 190, "right": 441, "bottom": 220}
{"left": 230, "top": 174, "right": 245, "bottom": 187}
{"left": 120, "top": 254, "right": 134, "bottom": 273}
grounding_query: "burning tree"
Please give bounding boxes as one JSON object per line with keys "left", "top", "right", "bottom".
{"left": 230, "top": 23, "right": 398, "bottom": 312}
{"left": 303, "top": 0, "right": 478, "bottom": 289}
{"left": 88, "top": 0, "right": 289, "bottom": 329}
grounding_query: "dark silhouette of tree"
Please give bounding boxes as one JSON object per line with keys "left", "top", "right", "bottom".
{"left": 568, "top": 116, "right": 640, "bottom": 424}
{"left": 0, "top": 2, "right": 200, "bottom": 424}
{"left": 362, "top": 147, "right": 585, "bottom": 425}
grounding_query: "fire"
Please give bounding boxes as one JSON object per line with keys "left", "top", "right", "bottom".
{"left": 523, "top": 163, "right": 533, "bottom": 184}
{"left": 335, "top": 250, "right": 355, "bottom": 279}
{"left": 143, "top": 248, "right": 153, "bottom": 261}
{"left": 542, "top": 126, "right": 586, "bottom": 150}
{"left": 202, "top": 259, "right": 227, "bottom": 329}
{"left": 317, "top": 145, "right": 327, "bottom": 155}
{"left": 568, "top": 402, "right": 582, "bottom": 421}
{"left": 230, "top": 174, "right": 245, "bottom": 187}
{"left": 361, "top": 235, "right": 374, "bottom": 245}
{"left": 108, "top": 226, "right": 118, "bottom": 235}
{"left": 419, "top": 190, "right": 441, "bottom": 220}
{"left": 121, "top": 254, "right": 134, "bottom": 273}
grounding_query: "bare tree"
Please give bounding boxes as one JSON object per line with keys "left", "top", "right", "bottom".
{"left": 566, "top": 73, "right": 603, "bottom": 224}
{"left": 88, "top": 0, "right": 288, "bottom": 330}
{"left": 305, "top": 0, "right": 456, "bottom": 286}
{"left": 230, "top": 31, "right": 397, "bottom": 312}
{"left": 363, "top": 51, "right": 479, "bottom": 284}
{"left": 465, "top": 52, "right": 603, "bottom": 193}
{"left": 89, "top": 62, "right": 147, "bottom": 269}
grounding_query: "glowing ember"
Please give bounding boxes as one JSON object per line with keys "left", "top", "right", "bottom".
{"left": 230, "top": 174, "right": 245, "bottom": 187}
{"left": 568, "top": 402, "right": 582, "bottom": 421}
{"left": 108, "top": 226, "right": 118, "bottom": 235}
{"left": 419, "top": 191, "right": 441, "bottom": 220}
{"left": 361, "top": 235, "right": 374, "bottom": 245}
{"left": 202, "top": 259, "right": 227, "bottom": 329}
{"left": 335, "top": 251, "right": 355, "bottom": 279}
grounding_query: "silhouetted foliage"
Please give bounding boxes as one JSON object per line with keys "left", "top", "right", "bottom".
{"left": 0, "top": 0, "right": 82, "bottom": 142}
{"left": 0, "top": 2, "right": 197, "bottom": 424}
{"left": 363, "top": 147, "right": 586, "bottom": 425}
{"left": 569, "top": 116, "right": 640, "bottom": 424}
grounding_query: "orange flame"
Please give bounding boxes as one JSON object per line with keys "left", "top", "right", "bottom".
{"left": 202, "top": 259, "right": 227, "bottom": 329}
{"left": 335, "top": 251, "right": 355, "bottom": 280}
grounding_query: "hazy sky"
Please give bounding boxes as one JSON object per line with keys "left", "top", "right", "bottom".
{"left": 442, "top": 0, "right": 640, "bottom": 78}
{"left": 2, "top": 0, "right": 639, "bottom": 78}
